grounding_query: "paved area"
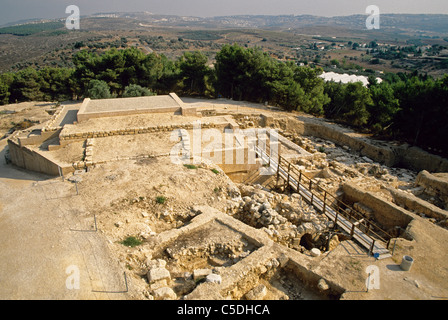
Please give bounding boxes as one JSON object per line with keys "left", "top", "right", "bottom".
{"left": 0, "top": 139, "right": 130, "bottom": 300}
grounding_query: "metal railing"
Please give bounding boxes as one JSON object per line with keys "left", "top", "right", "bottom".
{"left": 255, "top": 143, "right": 393, "bottom": 256}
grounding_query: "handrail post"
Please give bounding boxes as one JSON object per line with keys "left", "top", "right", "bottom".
{"left": 286, "top": 163, "right": 291, "bottom": 189}
{"left": 323, "top": 192, "right": 327, "bottom": 215}
{"left": 366, "top": 222, "right": 371, "bottom": 235}
{"left": 350, "top": 223, "right": 356, "bottom": 238}
{"left": 369, "top": 240, "right": 376, "bottom": 256}
{"left": 334, "top": 210, "right": 339, "bottom": 228}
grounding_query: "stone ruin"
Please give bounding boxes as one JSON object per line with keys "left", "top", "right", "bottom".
{"left": 141, "top": 205, "right": 344, "bottom": 300}
{"left": 4, "top": 95, "right": 448, "bottom": 300}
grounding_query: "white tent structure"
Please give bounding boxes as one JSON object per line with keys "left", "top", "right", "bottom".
{"left": 319, "top": 72, "right": 382, "bottom": 87}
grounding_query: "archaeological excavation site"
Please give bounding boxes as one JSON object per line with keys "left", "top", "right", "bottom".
{"left": 2, "top": 94, "right": 448, "bottom": 301}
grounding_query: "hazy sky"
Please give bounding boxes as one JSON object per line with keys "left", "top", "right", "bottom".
{"left": 1, "top": 0, "right": 447, "bottom": 25}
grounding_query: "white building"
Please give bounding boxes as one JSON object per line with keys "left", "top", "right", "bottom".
{"left": 319, "top": 72, "right": 383, "bottom": 87}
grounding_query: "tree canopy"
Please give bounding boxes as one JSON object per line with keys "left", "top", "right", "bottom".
{"left": 0, "top": 45, "right": 446, "bottom": 155}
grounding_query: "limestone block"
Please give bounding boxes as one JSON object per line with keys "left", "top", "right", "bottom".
{"left": 245, "top": 284, "right": 267, "bottom": 300}
{"left": 147, "top": 259, "right": 167, "bottom": 269}
{"left": 150, "top": 279, "right": 167, "bottom": 291}
{"left": 152, "top": 287, "right": 177, "bottom": 300}
{"left": 205, "top": 274, "right": 222, "bottom": 285}
{"left": 147, "top": 268, "right": 171, "bottom": 283}
{"left": 193, "top": 269, "right": 212, "bottom": 281}
{"left": 318, "top": 278, "right": 330, "bottom": 291}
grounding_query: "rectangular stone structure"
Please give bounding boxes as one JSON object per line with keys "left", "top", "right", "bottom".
{"left": 77, "top": 93, "right": 188, "bottom": 123}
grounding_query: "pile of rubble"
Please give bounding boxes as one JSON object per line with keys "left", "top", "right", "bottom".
{"left": 228, "top": 185, "right": 335, "bottom": 253}
{"left": 145, "top": 257, "right": 227, "bottom": 300}
{"left": 165, "top": 239, "right": 253, "bottom": 269}
{"left": 146, "top": 259, "right": 178, "bottom": 300}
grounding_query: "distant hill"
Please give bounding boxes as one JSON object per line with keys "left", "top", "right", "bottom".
{"left": 0, "top": 12, "right": 447, "bottom": 77}
{"left": 2, "top": 13, "right": 448, "bottom": 36}
{"left": 0, "top": 21, "right": 65, "bottom": 36}
{"left": 109, "top": 12, "right": 448, "bottom": 35}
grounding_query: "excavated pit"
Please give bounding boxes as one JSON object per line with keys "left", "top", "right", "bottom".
{"left": 157, "top": 220, "right": 259, "bottom": 269}
{"left": 221, "top": 256, "right": 344, "bottom": 300}
{"left": 149, "top": 219, "right": 261, "bottom": 297}
{"left": 259, "top": 262, "right": 343, "bottom": 300}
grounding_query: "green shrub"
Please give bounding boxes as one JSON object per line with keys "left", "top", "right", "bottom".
{"left": 120, "top": 236, "right": 142, "bottom": 247}
{"left": 156, "top": 196, "right": 167, "bottom": 204}
{"left": 87, "top": 79, "right": 112, "bottom": 99}
{"left": 123, "top": 84, "right": 155, "bottom": 97}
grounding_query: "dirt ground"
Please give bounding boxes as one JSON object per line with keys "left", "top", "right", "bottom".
{"left": 0, "top": 101, "right": 55, "bottom": 138}
{"left": 0, "top": 98, "right": 448, "bottom": 301}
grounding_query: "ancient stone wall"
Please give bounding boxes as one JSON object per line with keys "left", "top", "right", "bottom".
{"left": 144, "top": 205, "right": 346, "bottom": 300}
{"left": 416, "top": 170, "right": 448, "bottom": 197}
{"left": 415, "top": 170, "right": 448, "bottom": 209}
{"left": 7, "top": 138, "right": 72, "bottom": 176}
{"left": 342, "top": 182, "right": 415, "bottom": 231}
{"left": 396, "top": 147, "right": 448, "bottom": 173}
{"left": 261, "top": 114, "right": 448, "bottom": 173}
{"left": 386, "top": 186, "right": 448, "bottom": 223}
{"left": 60, "top": 122, "right": 221, "bottom": 143}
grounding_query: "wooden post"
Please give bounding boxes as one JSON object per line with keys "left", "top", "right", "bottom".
{"left": 366, "top": 222, "right": 371, "bottom": 235}
{"left": 286, "top": 163, "right": 291, "bottom": 188}
{"left": 350, "top": 223, "right": 356, "bottom": 238}
{"left": 311, "top": 193, "right": 314, "bottom": 205}
{"left": 309, "top": 180, "right": 312, "bottom": 191}
{"left": 334, "top": 210, "right": 339, "bottom": 228}
{"left": 323, "top": 192, "right": 327, "bottom": 214}
{"left": 369, "top": 240, "right": 376, "bottom": 255}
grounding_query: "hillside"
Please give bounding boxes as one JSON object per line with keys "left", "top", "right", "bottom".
{"left": 1, "top": 13, "right": 448, "bottom": 78}
{"left": 93, "top": 13, "right": 448, "bottom": 36}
